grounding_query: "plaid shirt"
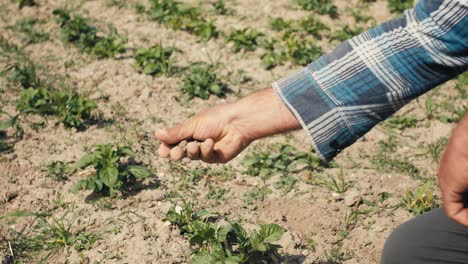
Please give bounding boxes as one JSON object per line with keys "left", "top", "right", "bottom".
{"left": 273, "top": 0, "right": 468, "bottom": 161}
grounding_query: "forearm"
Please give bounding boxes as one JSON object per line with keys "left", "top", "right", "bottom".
{"left": 274, "top": 0, "right": 468, "bottom": 161}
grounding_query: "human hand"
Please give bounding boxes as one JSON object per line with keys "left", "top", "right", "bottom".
{"left": 155, "top": 88, "right": 301, "bottom": 163}
{"left": 438, "top": 114, "right": 468, "bottom": 226}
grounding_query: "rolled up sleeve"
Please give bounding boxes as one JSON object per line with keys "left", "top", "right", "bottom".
{"left": 273, "top": 0, "right": 468, "bottom": 161}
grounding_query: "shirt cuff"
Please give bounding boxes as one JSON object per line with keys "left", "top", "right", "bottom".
{"left": 272, "top": 67, "right": 359, "bottom": 162}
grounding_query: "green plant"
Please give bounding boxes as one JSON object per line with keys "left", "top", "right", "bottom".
{"left": 146, "top": 0, "right": 218, "bottom": 41}
{"left": 244, "top": 186, "right": 273, "bottom": 205}
{"left": 0, "top": 210, "right": 99, "bottom": 263}
{"left": 179, "top": 63, "right": 226, "bottom": 100}
{"left": 426, "top": 137, "right": 448, "bottom": 163}
{"left": 242, "top": 144, "right": 322, "bottom": 179}
{"left": 2, "top": 60, "right": 41, "bottom": 89}
{"left": 455, "top": 72, "right": 468, "bottom": 99}
{"left": 42, "top": 160, "right": 76, "bottom": 181}
{"left": 384, "top": 115, "right": 418, "bottom": 130}
{"left": 309, "top": 168, "right": 348, "bottom": 193}
{"left": 53, "top": 9, "right": 127, "bottom": 58}
{"left": 424, "top": 96, "right": 436, "bottom": 120}
{"left": 329, "top": 24, "right": 364, "bottom": 42}
{"left": 213, "top": 0, "right": 234, "bottom": 15}
{"left": 402, "top": 181, "right": 438, "bottom": 215}
{"left": 8, "top": 18, "right": 49, "bottom": 44}
{"left": 166, "top": 203, "right": 284, "bottom": 263}
{"left": 134, "top": 44, "right": 178, "bottom": 76}
{"left": 0, "top": 110, "right": 24, "bottom": 138}
{"left": 17, "top": 0, "right": 35, "bottom": 9}
{"left": 227, "top": 28, "right": 264, "bottom": 52}
{"left": 388, "top": 0, "right": 413, "bottom": 14}
{"left": 372, "top": 137, "right": 420, "bottom": 179}
{"left": 294, "top": 0, "right": 338, "bottom": 18}
{"left": 269, "top": 17, "right": 291, "bottom": 32}
{"left": 73, "top": 144, "right": 153, "bottom": 197}
{"left": 15, "top": 87, "right": 98, "bottom": 129}
{"left": 284, "top": 35, "right": 323, "bottom": 66}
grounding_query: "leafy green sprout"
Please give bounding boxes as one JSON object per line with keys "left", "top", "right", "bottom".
{"left": 7, "top": 18, "right": 49, "bottom": 44}
{"left": 307, "top": 168, "right": 348, "bottom": 194}
{"left": 227, "top": 28, "right": 265, "bottom": 52}
{"left": 52, "top": 9, "right": 127, "bottom": 59}
{"left": 146, "top": 0, "right": 219, "bottom": 41}
{"left": 165, "top": 202, "right": 285, "bottom": 263}
{"left": 213, "top": 0, "right": 234, "bottom": 15}
{"left": 73, "top": 144, "right": 153, "bottom": 197}
{"left": 17, "top": 0, "right": 35, "bottom": 9}
{"left": 329, "top": 24, "right": 365, "bottom": 43}
{"left": 0, "top": 210, "right": 99, "bottom": 263}
{"left": 179, "top": 62, "right": 227, "bottom": 100}
{"left": 294, "top": 0, "right": 338, "bottom": 18}
{"left": 387, "top": 0, "right": 414, "bottom": 14}
{"left": 402, "top": 181, "right": 438, "bottom": 215}
{"left": 134, "top": 44, "right": 178, "bottom": 76}
{"left": 42, "top": 160, "right": 76, "bottom": 181}
{"left": 2, "top": 60, "right": 41, "bottom": 89}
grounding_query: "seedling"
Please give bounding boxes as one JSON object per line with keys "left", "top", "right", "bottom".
{"left": 0, "top": 110, "right": 24, "bottom": 138}
{"left": 0, "top": 210, "right": 99, "bottom": 263}
{"left": 7, "top": 18, "right": 49, "bottom": 44}
{"left": 269, "top": 18, "right": 291, "bottom": 32}
{"left": 213, "top": 0, "right": 234, "bottom": 15}
{"left": 242, "top": 143, "right": 323, "bottom": 179}
{"left": 73, "top": 144, "right": 153, "bottom": 197}
{"left": 2, "top": 60, "right": 41, "bottom": 89}
{"left": 455, "top": 72, "right": 467, "bottom": 99}
{"left": 227, "top": 28, "right": 264, "bottom": 52}
{"left": 179, "top": 63, "right": 226, "bottom": 100}
{"left": 134, "top": 44, "right": 178, "bottom": 76}
{"left": 284, "top": 35, "right": 323, "bottom": 66}
{"left": 53, "top": 9, "right": 127, "bottom": 59}
{"left": 426, "top": 137, "right": 448, "bottom": 163}
{"left": 372, "top": 137, "right": 420, "bottom": 179}
{"left": 166, "top": 203, "right": 285, "bottom": 263}
{"left": 309, "top": 168, "right": 348, "bottom": 194}
{"left": 387, "top": 0, "right": 413, "bottom": 13}
{"left": 402, "top": 181, "right": 438, "bottom": 215}
{"left": 15, "top": 87, "right": 98, "bottom": 129}
{"left": 294, "top": 0, "right": 338, "bottom": 18}
{"left": 329, "top": 24, "right": 364, "bottom": 42}
{"left": 244, "top": 186, "right": 273, "bottom": 205}
{"left": 384, "top": 115, "right": 418, "bottom": 130}
{"left": 146, "top": 0, "right": 218, "bottom": 41}
{"left": 17, "top": 0, "right": 35, "bottom": 9}
{"left": 42, "top": 160, "right": 76, "bottom": 181}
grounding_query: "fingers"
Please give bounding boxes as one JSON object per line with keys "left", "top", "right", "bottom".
{"left": 186, "top": 141, "right": 200, "bottom": 159}
{"left": 157, "top": 138, "right": 216, "bottom": 162}
{"left": 442, "top": 191, "right": 468, "bottom": 227}
{"left": 155, "top": 120, "right": 195, "bottom": 145}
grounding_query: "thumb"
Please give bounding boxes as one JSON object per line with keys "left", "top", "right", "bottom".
{"left": 443, "top": 192, "right": 468, "bottom": 226}
{"left": 155, "top": 121, "right": 195, "bottom": 144}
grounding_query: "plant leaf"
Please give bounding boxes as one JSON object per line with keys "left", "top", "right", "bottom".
{"left": 99, "top": 166, "right": 119, "bottom": 187}
{"left": 75, "top": 153, "right": 95, "bottom": 169}
{"left": 126, "top": 165, "right": 152, "bottom": 179}
{"left": 259, "top": 223, "right": 285, "bottom": 243}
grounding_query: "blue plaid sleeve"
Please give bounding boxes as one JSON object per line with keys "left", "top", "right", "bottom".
{"left": 273, "top": 0, "right": 468, "bottom": 161}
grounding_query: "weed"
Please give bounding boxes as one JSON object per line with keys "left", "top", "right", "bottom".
{"left": 424, "top": 96, "right": 436, "bottom": 120}
{"left": 372, "top": 137, "right": 420, "bottom": 179}
{"left": 17, "top": 0, "right": 35, "bottom": 9}
{"left": 42, "top": 160, "right": 76, "bottom": 181}
{"left": 73, "top": 144, "right": 153, "bottom": 197}
{"left": 329, "top": 25, "right": 364, "bottom": 42}
{"left": 270, "top": 18, "right": 291, "bottom": 32}
{"left": 309, "top": 168, "right": 348, "bottom": 193}
{"left": 273, "top": 175, "right": 297, "bottom": 193}
{"left": 206, "top": 185, "right": 227, "bottom": 201}
{"left": 213, "top": 0, "right": 234, "bottom": 15}
{"left": 2, "top": 60, "right": 41, "bottom": 89}
{"left": 0, "top": 210, "right": 99, "bottom": 263}
{"left": 384, "top": 115, "right": 418, "bottom": 130}
{"left": 284, "top": 35, "right": 323, "bottom": 66}
{"left": 0, "top": 110, "right": 23, "bottom": 138}
{"left": 325, "top": 246, "right": 352, "bottom": 263}
{"left": 179, "top": 63, "right": 226, "bottom": 100}
{"left": 402, "top": 181, "right": 438, "bottom": 215}
{"left": 425, "top": 137, "right": 448, "bottom": 163}
{"left": 15, "top": 87, "right": 98, "bottom": 129}
{"left": 294, "top": 0, "right": 338, "bottom": 18}
{"left": 147, "top": 0, "right": 218, "bottom": 41}
{"left": 244, "top": 186, "right": 273, "bottom": 205}
{"left": 166, "top": 203, "right": 284, "bottom": 263}
{"left": 388, "top": 0, "right": 413, "bottom": 14}
{"left": 53, "top": 9, "right": 127, "bottom": 59}
{"left": 107, "top": 0, "right": 127, "bottom": 9}
{"left": 227, "top": 28, "right": 264, "bottom": 52}
{"left": 455, "top": 72, "right": 468, "bottom": 99}
{"left": 134, "top": 43, "right": 178, "bottom": 76}
{"left": 243, "top": 144, "right": 323, "bottom": 180}
{"left": 8, "top": 18, "right": 49, "bottom": 44}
